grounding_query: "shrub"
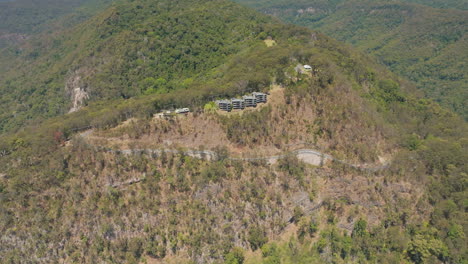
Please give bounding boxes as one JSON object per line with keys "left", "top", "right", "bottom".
{"left": 224, "top": 247, "right": 245, "bottom": 264}
{"left": 248, "top": 226, "right": 268, "bottom": 250}
{"left": 352, "top": 218, "right": 368, "bottom": 238}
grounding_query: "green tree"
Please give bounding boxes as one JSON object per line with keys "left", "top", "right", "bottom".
{"left": 352, "top": 218, "right": 367, "bottom": 238}
{"left": 407, "top": 235, "right": 449, "bottom": 263}
{"left": 248, "top": 226, "right": 268, "bottom": 250}
{"left": 225, "top": 247, "right": 245, "bottom": 264}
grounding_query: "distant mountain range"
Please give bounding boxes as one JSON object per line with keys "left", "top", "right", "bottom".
{"left": 0, "top": 0, "right": 113, "bottom": 48}
{"left": 235, "top": 0, "right": 468, "bottom": 118}
{"left": 403, "top": 0, "right": 467, "bottom": 9}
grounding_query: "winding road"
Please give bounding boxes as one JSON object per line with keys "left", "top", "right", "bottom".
{"left": 95, "top": 146, "right": 389, "bottom": 172}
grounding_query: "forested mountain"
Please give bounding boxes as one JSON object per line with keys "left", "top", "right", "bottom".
{"left": 0, "top": 0, "right": 466, "bottom": 263}
{"left": 234, "top": 0, "right": 468, "bottom": 119}
{"left": 0, "top": 0, "right": 277, "bottom": 132}
{"left": 404, "top": 0, "right": 467, "bottom": 9}
{"left": 0, "top": 0, "right": 113, "bottom": 48}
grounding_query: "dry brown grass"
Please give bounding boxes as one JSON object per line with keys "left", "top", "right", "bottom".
{"left": 85, "top": 80, "right": 391, "bottom": 166}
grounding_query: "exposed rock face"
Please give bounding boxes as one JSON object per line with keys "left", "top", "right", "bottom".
{"left": 69, "top": 87, "right": 89, "bottom": 113}
{"left": 66, "top": 70, "right": 89, "bottom": 113}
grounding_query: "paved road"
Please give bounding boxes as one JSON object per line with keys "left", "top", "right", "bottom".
{"left": 95, "top": 146, "right": 388, "bottom": 189}
{"left": 96, "top": 146, "right": 388, "bottom": 172}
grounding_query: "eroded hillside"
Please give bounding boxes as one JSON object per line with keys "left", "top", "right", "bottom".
{"left": 85, "top": 84, "right": 389, "bottom": 163}
{"left": 0, "top": 87, "right": 427, "bottom": 263}
{"left": 1, "top": 54, "right": 465, "bottom": 263}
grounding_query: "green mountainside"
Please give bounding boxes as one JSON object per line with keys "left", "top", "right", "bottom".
{"left": 234, "top": 0, "right": 468, "bottom": 119}
{"left": 0, "top": 0, "right": 277, "bottom": 132}
{"left": 403, "top": 0, "right": 467, "bottom": 9}
{"left": 0, "top": 0, "right": 466, "bottom": 263}
{"left": 0, "top": 0, "right": 114, "bottom": 50}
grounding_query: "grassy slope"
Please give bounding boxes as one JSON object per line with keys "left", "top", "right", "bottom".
{"left": 234, "top": 0, "right": 468, "bottom": 119}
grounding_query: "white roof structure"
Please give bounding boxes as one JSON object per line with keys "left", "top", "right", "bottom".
{"left": 216, "top": 99, "right": 231, "bottom": 104}
{"left": 175, "top": 108, "right": 190, "bottom": 114}
{"left": 304, "top": 65, "right": 312, "bottom": 70}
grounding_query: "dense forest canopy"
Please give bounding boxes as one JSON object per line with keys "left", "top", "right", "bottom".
{"left": 403, "top": 0, "right": 467, "bottom": 9}
{"left": 0, "top": 0, "right": 114, "bottom": 49}
{"left": 0, "top": 0, "right": 113, "bottom": 34}
{"left": 235, "top": 0, "right": 468, "bottom": 10}
{"left": 0, "top": 0, "right": 277, "bottom": 132}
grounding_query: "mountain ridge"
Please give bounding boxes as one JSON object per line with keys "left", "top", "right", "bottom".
{"left": 234, "top": 0, "right": 468, "bottom": 118}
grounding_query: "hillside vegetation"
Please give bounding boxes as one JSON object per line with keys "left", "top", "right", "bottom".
{"left": 403, "top": 0, "right": 467, "bottom": 9}
{"left": 0, "top": 0, "right": 278, "bottom": 132}
{"left": 234, "top": 0, "right": 468, "bottom": 119}
{"left": 0, "top": 0, "right": 114, "bottom": 48}
{"left": 0, "top": 0, "right": 466, "bottom": 263}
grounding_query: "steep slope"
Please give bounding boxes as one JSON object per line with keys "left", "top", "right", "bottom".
{"left": 0, "top": 0, "right": 466, "bottom": 263}
{"left": 234, "top": 0, "right": 468, "bottom": 119}
{"left": 0, "top": 0, "right": 277, "bottom": 132}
